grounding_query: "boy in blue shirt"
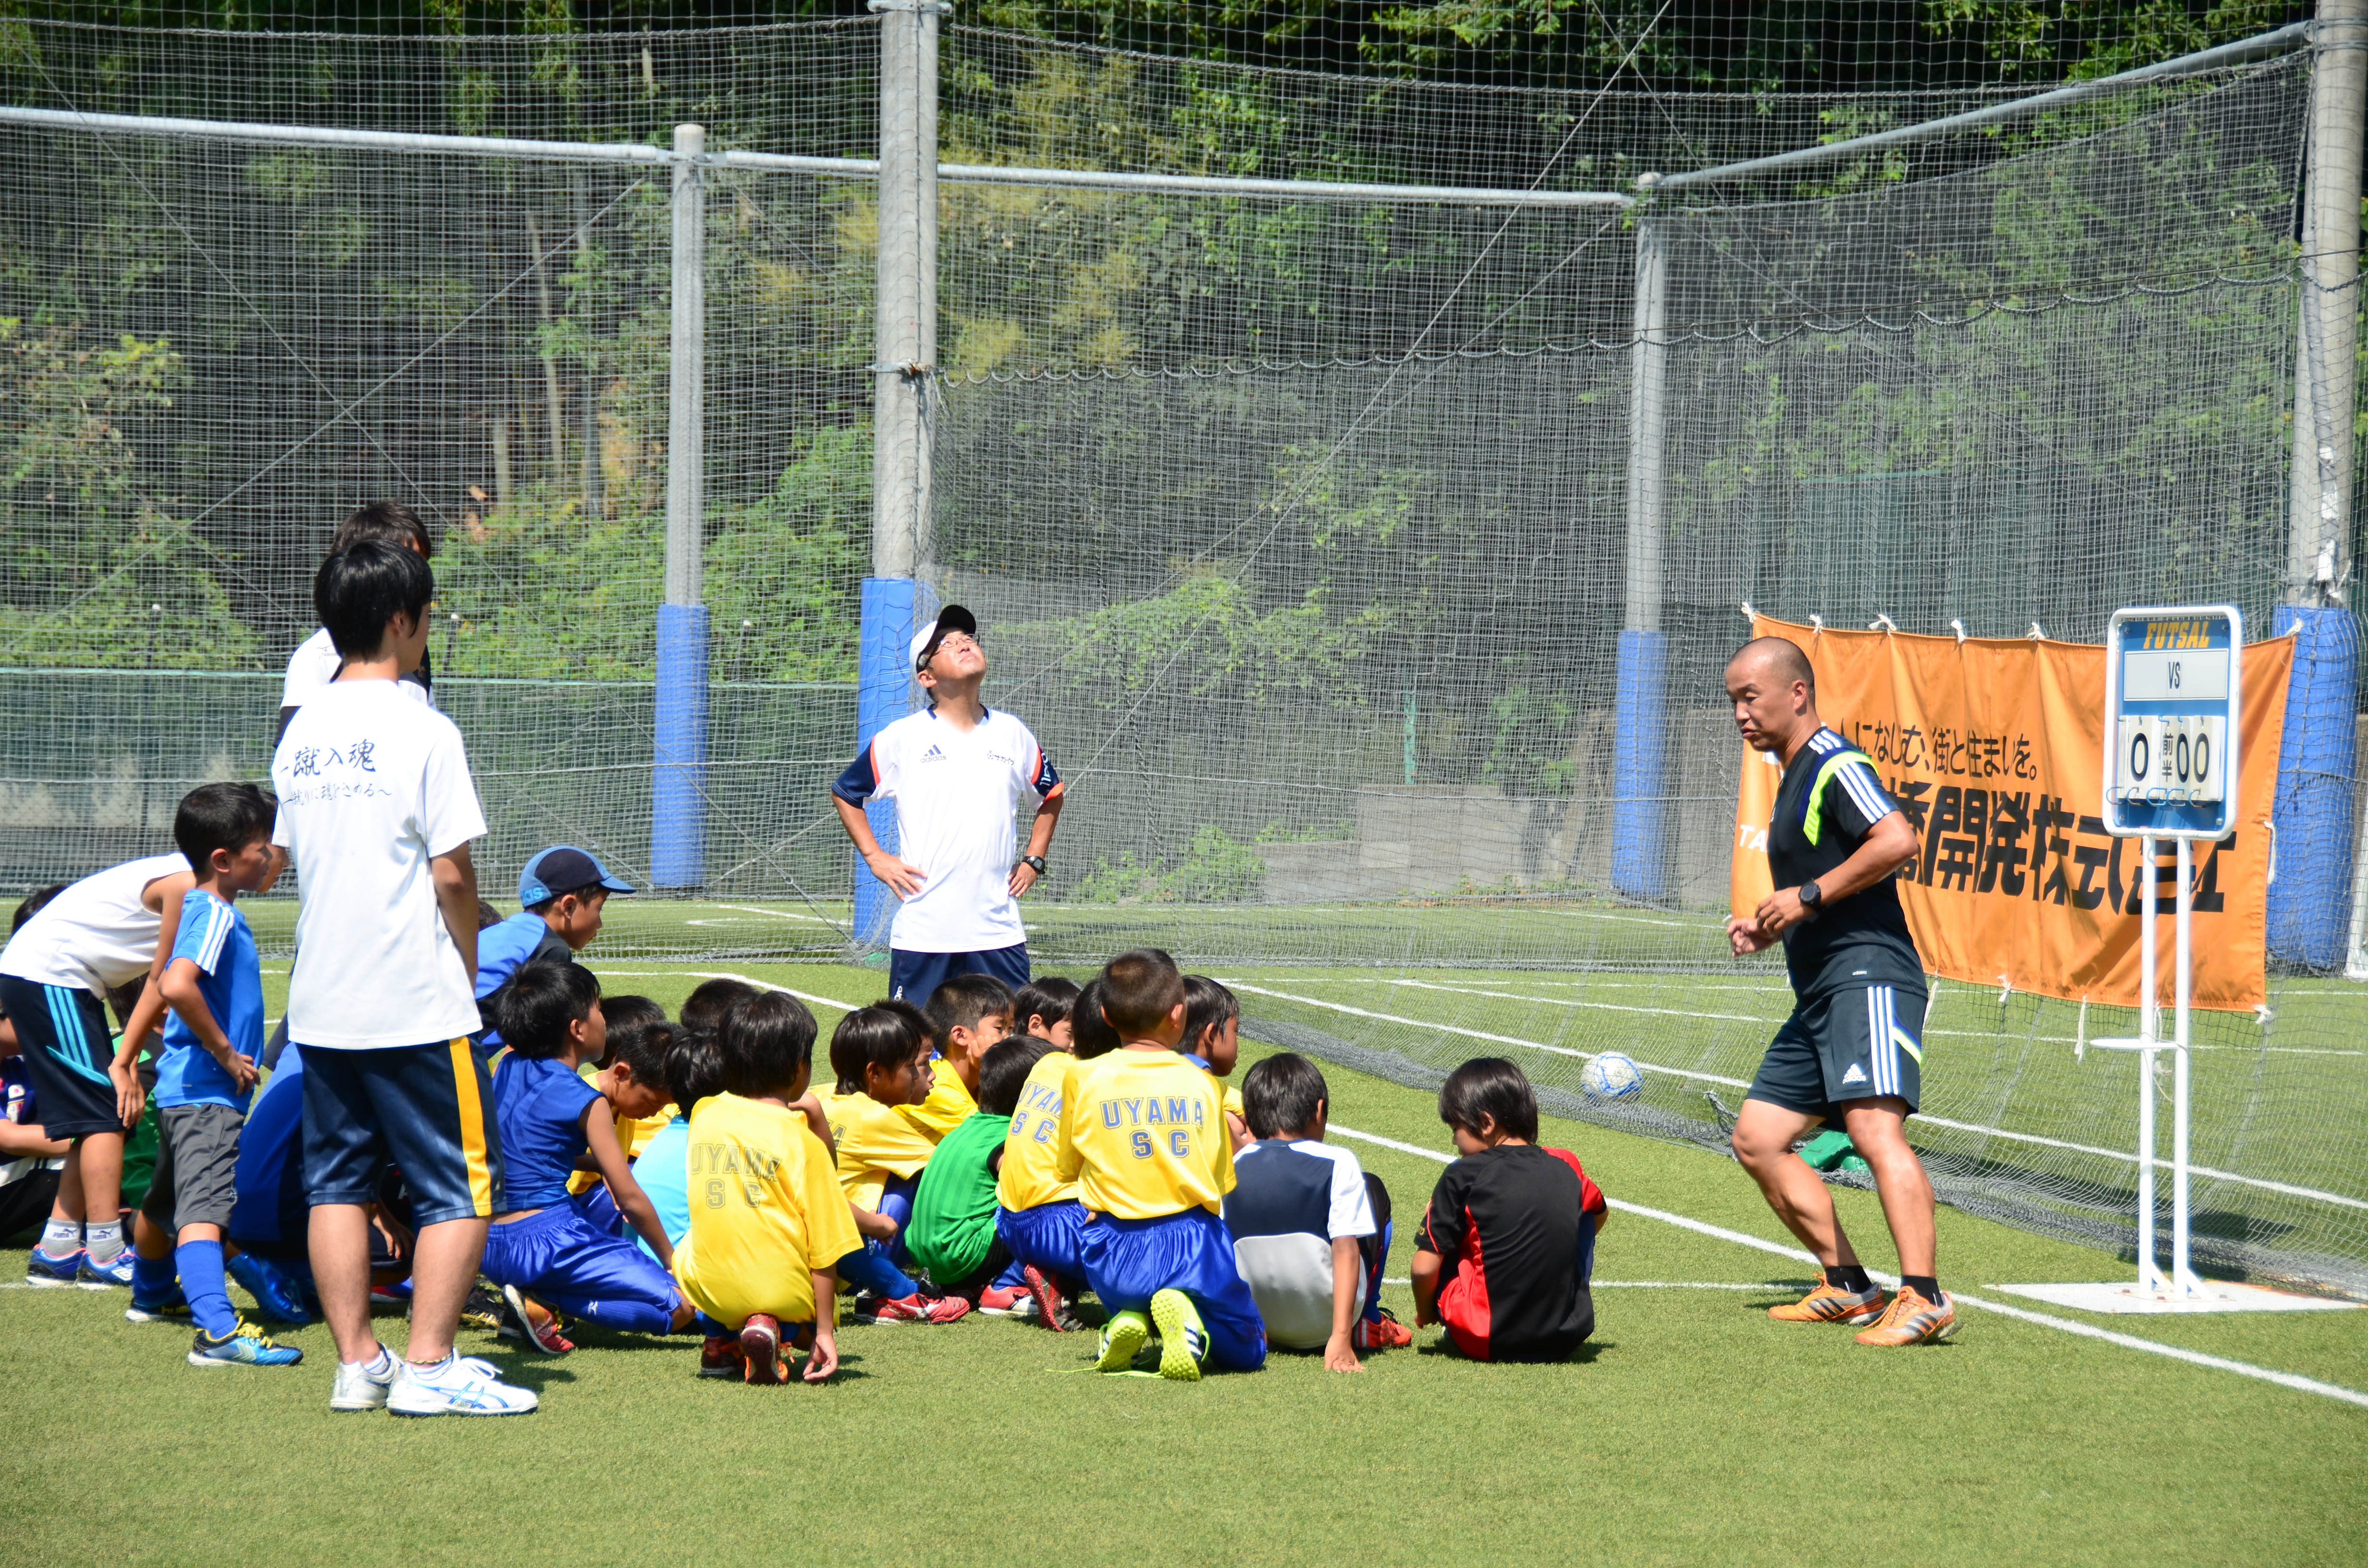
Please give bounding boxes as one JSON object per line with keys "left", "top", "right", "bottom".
{"left": 629, "top": 1026, "right": 714, "bottom": 1264}
{"left": 473, "top": 846, "right": 633, "bottom": 1050}
{"left": 113, "top": 783, "right": 302, "bottom": 1368}
{"left": 480, "top": 960, "right": 691, "bottom": 1352}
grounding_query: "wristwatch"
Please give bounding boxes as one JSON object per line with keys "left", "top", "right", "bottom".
{"left": 1798, "top": 879, "right": 1823, "bottom": 911}
{"left": 1019, "top": 855, "right": 1048, "bottom": 875}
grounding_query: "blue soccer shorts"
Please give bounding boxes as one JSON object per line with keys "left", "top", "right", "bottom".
{"left": 1747, "top": 983, "right": 1926, "bottom": 1121}
{"left": 888, "top": 944, "right": 1030, "bottom": 1015}
{"left": 0, "top": 976, "right": 126, "bottom": 1139}
{"left": 300, "top": 1039, "right": 504, "bottom": 1227}
{"left": 1082, "top": 1207, "right": 1267, "bottom": 1372}
{"left": 996, "top": 1198, "right": 1090, "bottom": 1287}
{"left": 480, "top": 1192, "right": 682, "bottom": 1335}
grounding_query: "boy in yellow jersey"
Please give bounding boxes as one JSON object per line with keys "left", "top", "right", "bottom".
{"left": 995, "top": 982, "right": 1116, "bottom": 1331}
{"left": 816, "top": 1004, "right": 970, "bottom": 1325}
{"left": 904, "top": 974, "right": 1013, "bottom": 1140}
{"left": 1057, "top": 951, "right": 1267, "bottom": 1379}
{"left": 671, "top": 992, "right": 858, "bottom": 1386}
{"left": 1181, "top": 976, "right": 1250, "bottom": 1150}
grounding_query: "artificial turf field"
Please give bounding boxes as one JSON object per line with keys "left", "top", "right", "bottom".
{"left": 5, "top": 956, "right": 2366, "bottom": 1566}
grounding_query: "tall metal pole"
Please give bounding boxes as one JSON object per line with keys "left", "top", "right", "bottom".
{"left": 2172, "top": 837, "right": 2196, "bottom": 1295}
{"left": 2271, "top": 5, "right": 2368, "bottom": 968}
{"left": 2136, "top": 833, "right": 2162, "bottom": 1290}
{"left": 1615, "top": 205, "right": 1671, "bottom": 902}
{"left": 855, "top": 0, "right": 942, "bottom": 947}
{"left": 652, "top": 122, "right": 709, "bottom": 889}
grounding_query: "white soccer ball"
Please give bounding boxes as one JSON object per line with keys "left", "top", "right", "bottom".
{"left": 1580, "top": 1052, "right": 1644, "bottom": 1103}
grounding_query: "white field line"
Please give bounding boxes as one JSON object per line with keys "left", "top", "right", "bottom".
{"left": 1325, "top": 1123, "right": 2368, "bottom": 1410}
{"left": 1239, "top": 981, "right": 2368, "bottom": 1212}
{"left": 1269, "top": 975, "right": 2364, "bottom": 1055}
{"left": 702, "top": 903, "right": 839, "bottom": 926}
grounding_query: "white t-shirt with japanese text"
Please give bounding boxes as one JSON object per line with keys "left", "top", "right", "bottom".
{"left": 271, "top": 679, "right": 487, "bottom": 1049}
{"left": 831, "top": 706, "right": 1061, "bottom": 954}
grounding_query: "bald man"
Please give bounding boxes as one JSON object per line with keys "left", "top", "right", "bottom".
{"left": 1722, "top": 637, "right": 1953, "bottom": 1347}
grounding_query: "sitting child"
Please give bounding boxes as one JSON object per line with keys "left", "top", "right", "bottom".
{"left": 1411, "top": 1057, "right": 1607, "bottom": 1363}
{"left": 480, "top": 962, "right": 692, "bottom": 1352}
{"left": 906, "top": 1037, "right": 1045, "bottom": 1308}
{"left": 472, "top": 846, "right": 633, "bottom": 1050}
{"left": 906, "top": 974, "right": 1014, "bottom": 1139}
{"left": 993, "top": 980, "right": 1117, "bottom": 1332}
{"left": 1059, "top": 950, "right": 1266, "bottom": 1380}
{"left": 672, "top": 991, "right": 858, "bottom": 1385}
{"left": 1012, "top": 978, "right": 1081, "bottom": 1051}
{"left": 564, "top": 1004, "right": 672, "bottom": 1200}
{"left": 680, "top": 977, "right": 758, "bottom": 1036}
{"left": 625, "top": 1025, "right": 703, "bottom": 1262}
{"left": 1181, "top": 976, "right": 1249, "bottom": 1149}
{"left": 816, "top": 1004, "right": 969, "bottom": 1325}
{"left": 1223, "top": 1053, "right": 1410, "bottom": 1373}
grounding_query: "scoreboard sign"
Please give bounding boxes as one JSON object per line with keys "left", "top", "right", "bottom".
{"left": 2102, "top": 606, "right": 2242, "bottom": 840}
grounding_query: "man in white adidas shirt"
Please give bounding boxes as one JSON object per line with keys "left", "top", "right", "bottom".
{"left": 272, "top": 539, "right": 533, "bottom": 1417}
{"left": 831, "top": 606, "right": 1064, "bottom": 1011}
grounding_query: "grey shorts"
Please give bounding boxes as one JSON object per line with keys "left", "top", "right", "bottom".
{"left": 1747, "top": 984, "right": 1924, "bottom": 1121}
{"left": 142, "top": 1103, "right": 244, "bottom": 1233}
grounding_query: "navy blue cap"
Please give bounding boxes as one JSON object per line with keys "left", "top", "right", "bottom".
{"left": 518, "top": 846, "right": 634, "bottom": 907}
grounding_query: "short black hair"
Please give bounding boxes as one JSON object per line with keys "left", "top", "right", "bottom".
{"left": 1099, "top": 948, "right": 1184, "bottom": 1036}
{"left": 1182, "top": 975, "right": 1239, "bottom": 1055}
{"left": 1729, "top": 634, "right": 1814, "bottom": 698}
{"left": 681, "top": 977, "right": 759, "bottom": 1036}
{"left": 1012, "top": 977, "right": 1081, "bottom": 1033}
{"left": 173, "top": 782, "right": 276, "bottom": 876}
{"left": 1242, "top": 1052, "right": 1327, "bottom": 1140}
{"left": 11, "top": 883, "right": 66, "bottom": 934}
{"left": 1070, "top": 978, "right": 1121, "bottom": 1061}
{"left": 525, "top": 884, "right": 609, "bottom": 917}
{"left": 665, "top": 1028, "right": 725, "bottom": 1118}
{"left": 924, "top": 972, "right": 1014, "bottom": 1049}
{"left": 978, "top": 1036, "right": 1048, "bottom": 1116}
{"left": 606, "top": 1017, "right": 672, "bottom": 1091}
{"left": 316, "top": 539, "right": 434, "bottom": 661}
{"left": 475, "top": 899, "right": 505, "bottom": 931}
{"left": 499, "top": 960, "right": 603, "bottom": 1060}
{"left": 829, "top": 1004, "right": 929, "bottom": 1095}
{"left": 719, "top": 991, "right": 817, "bottom": 1098}
{"left": 600, "top": 994, "right": 666, "bottom": 1036}
{"left": 331, "top": 499, "right": 435, "bottom": 560}
{"left": 1438, "top": 1057, "right": 1539, "bottom": 1143}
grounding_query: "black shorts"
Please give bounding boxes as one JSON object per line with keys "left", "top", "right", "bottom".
{"left": 0, "top": 1168, "right": 62, "bottom": 1242}
{"left": 0, "top": 976, "right": 126, "bottom": 1139}
{"left": 300, "top": 1040, "right": 504, "bottom": 1228}
{"left": 1747, "top": 984, "right": 1924, "bottom": 1121}
{"left": 142, "top": 1102, "right": 244, "bottom": 1232}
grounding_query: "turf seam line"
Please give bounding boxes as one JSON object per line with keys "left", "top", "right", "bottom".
{"left": 1324, "top": 1122, "right": 2368, "bottom": 1410}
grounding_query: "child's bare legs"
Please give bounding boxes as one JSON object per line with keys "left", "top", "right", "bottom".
{"left": 313, "top": 1203, "right": 486, "bottom": 1365}
{"left": 54, "top": 1131, "right": 124, "bottom": 1234}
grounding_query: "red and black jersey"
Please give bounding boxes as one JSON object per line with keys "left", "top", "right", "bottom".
{"left": 1418, "top": 1143, "right": 1605, "bottom": 1362}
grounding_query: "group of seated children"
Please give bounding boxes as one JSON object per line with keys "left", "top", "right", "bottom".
{"left": 4, "top": 817, "right": 1612, "bottom": 1385}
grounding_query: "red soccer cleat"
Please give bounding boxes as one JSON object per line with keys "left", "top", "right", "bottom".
{"left": 740, "top": 1313, "right": 787, "bottom": 1383}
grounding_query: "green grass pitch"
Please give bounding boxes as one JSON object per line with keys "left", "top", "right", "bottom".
{"left": 4, "top": 954, "right": 2364, "bottom": 1567}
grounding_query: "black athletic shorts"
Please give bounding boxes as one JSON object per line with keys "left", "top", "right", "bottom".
{"left": 300, "top": 1040, "right": 504, "bottom": 1228}
{"left": 0, "top": 977, "right": 126, "bottom": 1139}
{"left": 142, "top": 1102, "right": 245, "bottom": 1233}
{"left": 1747, "top": 983, "right": 1924, "bottom": 1121}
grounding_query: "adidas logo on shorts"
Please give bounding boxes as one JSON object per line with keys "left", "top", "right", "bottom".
{"left": 1841, "top": 1063, "right": 1868, "bottom": 1085}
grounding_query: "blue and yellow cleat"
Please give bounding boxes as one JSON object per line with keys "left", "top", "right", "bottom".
{"left": 227, "top": 1251, "right": 311, "bottom": 1324}
{"left": 25, "top": 1248, "right": 84, "bottom": 1288}
{"left": 1148, "top": 1289, "right": 1209, "bottom": 1382}
{"left": 188, "top": 1319, "right": 304, "bottom": 1368}
{"left": 77, "top": 1250, "right": 135, "bottom": 1288}
{"left": 126, "top": 1285, "right": 191, "bottom": 1325}
{"left": 1096, "top": 1309, "right": 1150, "bottom": 1372}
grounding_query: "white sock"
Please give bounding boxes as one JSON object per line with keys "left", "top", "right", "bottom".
{"left": 85, "top": 1220, "right": 123, "bottom": 1262}
{"left": 343, "top": 1345, "right": 393, "bottom": 1374}
{"left": 37, "top": 1218, "right": 80, "bottom": 1258}
{"left": 407, "top": 1351, "right": 454, "bottom": 1374}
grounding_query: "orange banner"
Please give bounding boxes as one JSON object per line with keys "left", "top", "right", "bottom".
{"left": 1730, "top": 617, "right": 2294, "bottom": 1012}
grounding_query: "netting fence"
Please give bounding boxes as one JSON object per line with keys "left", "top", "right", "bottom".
{"left": 1, "top": 11, "right": 2363, "bottom": 1294}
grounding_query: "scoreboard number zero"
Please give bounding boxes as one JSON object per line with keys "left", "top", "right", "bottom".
{"left": 2101, "top": 606, "right": 2241, "bottom": 841}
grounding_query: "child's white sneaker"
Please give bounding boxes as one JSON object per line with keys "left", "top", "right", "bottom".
{"left": 330, "top": 1347, "right": 398, "bottom": 1411}
{"left": 387, "top": 1353, "right": 539, "bottom": 1417}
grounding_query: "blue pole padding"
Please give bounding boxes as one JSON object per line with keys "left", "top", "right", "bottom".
{"left": 651, "top": 602, "right": 710, "bottom": 889}
{"left": 1612, "top": 628, "right": 1670, "bottom": 903}
{"left": 2266, "top": 604, "right": 2360, "bottom": 969}
{"left": 854, "top": 576, "right": 927, "bottom": 950}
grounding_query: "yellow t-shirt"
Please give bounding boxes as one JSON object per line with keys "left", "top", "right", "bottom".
{"left": 898, "top": 1057, "right": 976, "bottom": 1143}
{"left": 1056, "top": 1048, "right": 1235, "bottom": 1220}
{"left": 816, "top": 1086, "right": 938, "bottom": 1211}
{"left": 998, "top": 1050, "right": 1080, "bottom": 1211}
{"left": 671, "top": 1092, "right": 860, "bottom": 1329}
